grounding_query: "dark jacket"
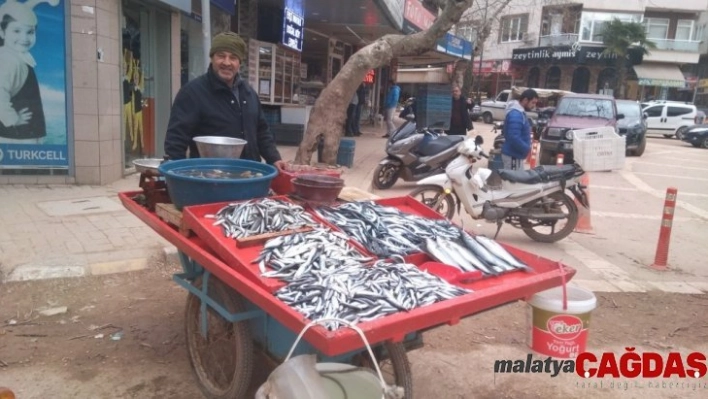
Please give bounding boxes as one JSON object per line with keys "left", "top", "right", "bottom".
{"left": 450, "top": 96, "right": 473, "bottom": 131}
{"left": 501, "top": 101, "right": 531, "bottom": 159}
{"left": 164, "top": 67, "right": 281, "bottom": 164}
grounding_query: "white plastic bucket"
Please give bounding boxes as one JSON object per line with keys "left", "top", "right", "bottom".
{"left": 528, "top": 286, "right": 597, "bottom": 359}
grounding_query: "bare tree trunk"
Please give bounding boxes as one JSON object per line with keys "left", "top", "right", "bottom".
{"left": 294, "top": 0, "right": 474, "bottom": 165}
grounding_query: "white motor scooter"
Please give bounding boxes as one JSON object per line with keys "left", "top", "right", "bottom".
{"left": 410, "top": 136, "right": 589, "bottom": 243}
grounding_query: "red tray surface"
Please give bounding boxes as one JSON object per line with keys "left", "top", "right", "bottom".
{"left": 181, "top": 196, "right": 372, "bottom": 293}
{"left": 119, "top": 191, "right": 576, "bottom": 357}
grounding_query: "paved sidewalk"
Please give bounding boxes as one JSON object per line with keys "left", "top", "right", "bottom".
{"left": 0, "top": 122, "right": 401, "bottom": 281}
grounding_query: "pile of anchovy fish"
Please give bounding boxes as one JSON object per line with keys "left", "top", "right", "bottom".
{"left": 275, "top": 257, "right": 471, "bottom": 331}
{"left": 315, "top": 201, "right": 462, "bottom": 257}
{"left": 255, "top": 228, "right": 374, "bottom": 283}
{"left": 210, "top": 198, "right": 318, "bottom": 239}
{"left": 425, "top": 230, "right": 532, "bottom": 276}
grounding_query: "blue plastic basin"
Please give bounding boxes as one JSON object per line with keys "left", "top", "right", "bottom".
{"left": 158, "top": 158, "right": 278, "bottom": 209}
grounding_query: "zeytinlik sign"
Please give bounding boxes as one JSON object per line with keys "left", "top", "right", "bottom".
{"left": 0, "top": 0, "right": 69, "bottom": 169}
{"left": 512, "top": 45, "right": 643, "bottom": 66}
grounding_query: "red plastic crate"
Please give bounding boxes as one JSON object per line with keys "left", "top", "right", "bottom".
{"left": 271, "top": 166, "right": 342, "bottom": 195}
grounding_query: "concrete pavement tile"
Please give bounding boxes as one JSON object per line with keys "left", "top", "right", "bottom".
{"left": 592, "top": 268, "right": 647, "bottom": 292}
{"left": 65, "top": 240, "right": 85, "bottom": 254}
{"left": 85, "top": 248, "right": 159, "bottom": 264}
{"left": 114, "top": 214, "right": 148, "bottom": 228}
{"left": 0, "top": 229, "right": 12, "bottom": 242}
{"left": 9, "top": 222, "right": 40, "bottom": 234}
{"left": 646, "top": 281, "right": 704, "bottom": 294}
{"left": 82, "top": 243, "right": 117, "bottom": 253}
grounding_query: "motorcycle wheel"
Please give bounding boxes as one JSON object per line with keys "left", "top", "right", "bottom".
{"left": 410, "top": 185, "right": 455, "bottom": 219}
{"left": 520, "top": 192, "right": 578, "bottom": 243}
{"left": 372, "top": 162, "right": 401, "bottom": 190}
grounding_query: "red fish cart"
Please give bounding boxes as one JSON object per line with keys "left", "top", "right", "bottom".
{"left": 118, "top": 191, "right": 575, "bottom": 398}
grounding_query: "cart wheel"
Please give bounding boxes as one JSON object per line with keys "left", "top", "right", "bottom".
{"left": 354, "top": 342, "right": 413, "bottom": 399}
{"left": 185, "top": 276, "right": 254, "bottom": 399}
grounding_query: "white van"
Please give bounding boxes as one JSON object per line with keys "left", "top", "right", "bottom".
{"left": 641, "top": 101, "right": 697, "bottom": 139}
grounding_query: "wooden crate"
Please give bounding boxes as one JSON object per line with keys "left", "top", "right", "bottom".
{"left": 155, "top": 203, "right": 192, "bottom": 237}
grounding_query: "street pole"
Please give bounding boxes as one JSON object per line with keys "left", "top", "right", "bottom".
{"left": 201, "top": 0, "right": 212, "bottom": 70}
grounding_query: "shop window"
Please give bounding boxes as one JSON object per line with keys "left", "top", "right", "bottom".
{"left": 580, "top": 12, "right": 642, "bottom": 42}
{"left": 499, "top": 14, "right": 529, "bottom": 43}
{"left": 545, "top": 66, "right": 561, "bottom": 89}
{"left": 597, "top": 68, "right": 616, "bottom": 93}
{"left": 644, "top": 18, "right": 669, "bottom": 40}
{"left": 571, "top": 67, "right": 590, "bottom": 93}
{"left": 527, "top": 67, "right": 540, "bottom": 88}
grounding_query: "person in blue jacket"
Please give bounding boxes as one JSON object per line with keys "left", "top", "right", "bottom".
{"left": 501, "top": 89, "right": 538, "bottom": 170}
{"left": 382, "top": 80, "right": 400, "bottom": 138}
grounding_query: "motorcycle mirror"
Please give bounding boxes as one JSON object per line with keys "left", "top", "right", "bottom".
{"left": 474, "top": 135, "right": 484, "bottom": 145}
{"left": 405, "top": 114, "right": 415, "bottom": 121}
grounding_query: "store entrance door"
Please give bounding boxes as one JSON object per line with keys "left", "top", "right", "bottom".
{"left": 121, "top": 0, "right": 171, "bottom": 167}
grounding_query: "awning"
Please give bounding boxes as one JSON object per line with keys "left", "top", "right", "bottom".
{"left": 633, "top": 64, "right": 686, "bottom": 88}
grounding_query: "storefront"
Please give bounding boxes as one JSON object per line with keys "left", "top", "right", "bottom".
{"left": 632, "top": 63, "right": 688, "bottom": 102}
{"left": 511, "top": 45, "right": 644, "bottom": 96}
{"left": 0, "top": 0, "right": 238, "bottom": 184}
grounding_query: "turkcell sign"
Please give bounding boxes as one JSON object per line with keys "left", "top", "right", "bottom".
{"left": 0, "top": 144, "right": 69, "bottom": 168}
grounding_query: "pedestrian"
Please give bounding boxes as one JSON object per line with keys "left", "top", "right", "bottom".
{"left": 345, "top": 90, "right": 358, "bottom": 137}
{"left": 501, "top": 88, "right": 539, "bottom": 170}
{"left": 353, "top": 83, "right": 366, "bottom": 136}
{"left": 382, "top": 79, "right": 400, "bottom": 138}
{"left": 448, "top": 86, "right": 473, "bottom": 135}
{"left": 164, "top": 31, "right": 285, "bottom": 171}
{"left": 0, "top": 0, "right": 60, "bottom": 144}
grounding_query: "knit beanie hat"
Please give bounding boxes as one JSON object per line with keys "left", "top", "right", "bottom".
{"left": 209, "top": 31, "right": 246, "bottom": 61}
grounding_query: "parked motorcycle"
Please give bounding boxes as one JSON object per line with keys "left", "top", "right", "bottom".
{"left": 409, "top": 135, "right": 589, "bottom": 243}
{"left": 372, "top": 117, "right": 465, "bottom": 189}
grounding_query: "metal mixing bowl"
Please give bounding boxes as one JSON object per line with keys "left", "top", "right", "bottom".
{"left": 132, "top": 158, "right": 163, "bottom": 174}
{"left": 193, "top": 136, "right": 247, "bottom": 158}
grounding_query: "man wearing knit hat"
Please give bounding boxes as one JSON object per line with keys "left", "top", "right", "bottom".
{"left": 164, "top": 31, "right": 284, "bottom": 170}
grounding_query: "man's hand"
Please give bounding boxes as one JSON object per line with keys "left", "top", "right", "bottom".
{"left": 274, "top": 160, "right": 287, "bottom": 172}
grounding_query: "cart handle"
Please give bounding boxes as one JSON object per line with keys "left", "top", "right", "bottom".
{"left": 284, "top": 318, "right": 387, "bottom": 392}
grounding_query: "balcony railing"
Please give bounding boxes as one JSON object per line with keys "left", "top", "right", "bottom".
{"left": 649, "top": 39, "right": 701, "bottom": 52}
{"left": 539, "top": 33, "right": 580, "bottom": 47}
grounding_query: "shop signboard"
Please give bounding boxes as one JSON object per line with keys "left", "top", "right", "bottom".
{"left": 282, "top": 8, "right": 304, "bottom": 52}
{"left": 512, "top": 45, "right": 643, "bottom": 66}
{"left": 402, "top": 0, "right": 435, "bottom": 34}
{"left": 435, "top": 33, "right": 473, "bottom": 60}
{"left": 0, "top": 0, "right": 69, "bottom": 169}
{"left": 378, "top": 0, "right": 405, "bottom": 30}
{"left": 699, "top": 79, "right": 708, "bottom": 89}
{"left": 472, "top": 59, "right": 511, "bottom": 75}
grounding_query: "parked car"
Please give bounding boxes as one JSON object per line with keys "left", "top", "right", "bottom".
{"left": 479, "top": 87, "right": 572, "bottom": 124}
{"left": 469, "top": 104, "right": 481, "bottom": 121}
{"left": 681, "top": 124, "right": 708, "bottom": 148}
{"left": 695, "top": 109, "right": 706, "bottom": 125}
{"left": 539, "top": 93, "right": 621, "bottom": 165}
{"left": 641, "top": 101, "right": 697, "bottom": 140}
{"left": 615, "top": 100, "right": 647, "bottom": 157}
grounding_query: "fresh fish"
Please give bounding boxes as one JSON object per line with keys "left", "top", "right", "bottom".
{"left": 474, "top": 235, "right": 532, "bottom": 272}
{"left": 316, "top": 201, "right": 461, "bottom": 257}
{"left": 211, "top": 198, "right": 318, "bottom": 239}
{"left": 256, "top": 227, "right": 373, "bottom": 283}
{"left": 434, "top": 237, "right": 476, "bottom": 272}
{"left": 441, "top": 239, "right": 495, "bottom": 275}
{"left": 458, "top": 230, "right": 511, "bottom": 273}
{"left": 274, "top": 258, "right": 471, "bottom": 331}
{"left": 424, "top": 237, "right": 459, "bottom": 267}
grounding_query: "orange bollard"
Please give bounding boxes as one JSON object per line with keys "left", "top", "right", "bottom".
{"left": 0, "top": 388, "right": 16, "bottom": 399}
{"left": 574, "top": 173, "right": 594, "bottom": 234}
{"left": 650, "top": 188, "right": 678, "bottom": 271}
{"left": 528, "top": 141, "right": 539, "bottom": 168}
{"left": 556, "top": 153, "right": 564, "bottom": 166}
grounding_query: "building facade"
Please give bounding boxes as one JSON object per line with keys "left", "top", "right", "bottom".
{"left": 0, "top": 0, "right": 473, "bottom": 185}
{"left": 472, "top": 0, "right": 708, "bottom": 101}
